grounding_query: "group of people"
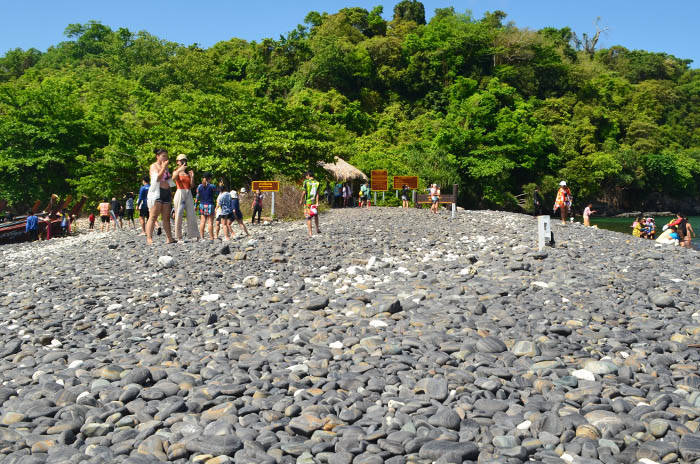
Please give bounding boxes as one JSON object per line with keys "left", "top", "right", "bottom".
{"left": 325, "top": 182, "right": 377, "bottom": 208}
{"left": 93, "top": 150, "right": 268, "bottom": 244}
{"left": 632, "top": 216, "right": 657, "bottom": 239}
{"left": 652, "top": 213, "right": 695, "bottom": 247}
{"left": 23, "top": 209, "right": 73, "bottom": 241}
{"left": 93, "top": 195, "right": 136, "bottom": 232}
{"left": 142, "top": 150, "right": 263, "bottom": 244}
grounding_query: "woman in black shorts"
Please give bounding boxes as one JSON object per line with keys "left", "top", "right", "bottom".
{"left": 146, "top": 149, "right": 175, "bottom": 244}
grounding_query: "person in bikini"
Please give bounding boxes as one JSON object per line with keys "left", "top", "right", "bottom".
{"left": 146, "top": 148, "right": 175, "bottom": 244}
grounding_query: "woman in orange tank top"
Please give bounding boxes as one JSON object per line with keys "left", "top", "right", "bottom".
{"left": 172, "top": 153, "right": 198, "bottom": 241}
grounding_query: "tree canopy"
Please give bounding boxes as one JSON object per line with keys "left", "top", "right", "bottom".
{"left": 0, "top": 4, "right": 697, "bottom": 211}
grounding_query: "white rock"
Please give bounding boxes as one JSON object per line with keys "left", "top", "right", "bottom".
{"left": 329, "top": 341, "right": 343, "bottom": 349}
{"left": 561, "top": 454, "right": 574, "bottom": 463}
{"left": 242, "top": 276, "right": 260, "bottom": 287}
{"left": 158, "top": 256, "right": 175, "bottom": 268}
{"left": 200, "top": 294, "right": 220, "bottom": 302}
{"left": 366, "top": 256, "right": 377, "bottom": 270}
{"left": 247, "top": 239, "right": 258, "bottom": 246}
{"left": 369, "top": 319, "right": 388, "bottom": 328}
{"left": 292, "top": 334, "right": 301, "bottom": 343}
{"left": 107, "top": 303, "right": 123, "bottom": 311}
{"left": 76, "top": 391, "right": 91, "bottom": 402}
{"left": 287, "top": 364, "right": 308, "bottom": 373}
{"left": 50, "top": 339, "right": 62, "bottom": 348}
{"left": 516, "top": 420, "right": 531, "bottom": 430}
{"left": 264, "top": 278, "right": 276, "bottom": 288}
{"left": 532, "top": 281, "right": 549, "bottom": 288}
{"left": 571, "top": 369, "right": 596, "bottom": 381}
{"left": 68, "top": 360, "right": 84, "bottom": 369}
{"left": 347, "top": 266, "right": 360, "bottom": 276}
{"left": 32, "top": 370, "right": 46, "bottom": 381}
{"left": 638, "top": 459, "right": 659, "bottom": 464}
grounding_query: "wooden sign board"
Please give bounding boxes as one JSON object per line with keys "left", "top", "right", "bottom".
{"left": 393, "top": 176, "right": 419, "bottom": 190}
{"left": 370, "top": 170, "right": 388, "bottom": 191}
{"left": 251, "top": 181, "right": 280, "bottom": 192}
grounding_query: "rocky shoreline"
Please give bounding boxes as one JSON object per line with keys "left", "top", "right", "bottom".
{"left": 0, "top": 207, "right": 699, "bottom": 464}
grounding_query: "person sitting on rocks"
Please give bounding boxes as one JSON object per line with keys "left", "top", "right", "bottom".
{"left": 631, "top": 216, "right": 643, "bottom": 238}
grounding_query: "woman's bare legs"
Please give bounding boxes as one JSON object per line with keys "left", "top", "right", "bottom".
{"left": 161, "top": 202, "right": 174, "bottom": 242}
{"left": 146, "top": 203, "right": 162, "bottom": 245}
{"left": 235, "top": 218, "right": 249, "bottom": 236}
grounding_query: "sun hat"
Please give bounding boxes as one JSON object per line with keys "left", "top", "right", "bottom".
{"left": 176, "top": 154, "right": 187, "bottom": 161}
{"left": 240, "top": 187, "right": 247, "bottom": 193}
{"left": 559, "top": 181, "right": 567, "bottom": 186}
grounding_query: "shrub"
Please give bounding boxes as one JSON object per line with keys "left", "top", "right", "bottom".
{"left": 238, "top": 180, "right": 307, "bottom": 221}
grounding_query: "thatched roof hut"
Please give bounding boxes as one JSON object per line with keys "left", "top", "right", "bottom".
{"left": 320, "top": 157, "right": 368, "bottom": 182}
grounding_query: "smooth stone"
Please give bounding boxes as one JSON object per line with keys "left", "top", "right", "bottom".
{"left": 428, "top": 408, "right": 461, "bottom": 430}
{"left": 418, "top": 440, "right": 479, "bottom": 461}
{"left": 185, "top": 435, "right": 243, "bottom": 456}
{"left": 476, "top": 336, "right": 507, "bottom": 353}
{"left": 679, "top": 433, "right": 700, "bottom": 461}
{"left": 511, "top": 340, "right": 538, "bottom": 357}
{"left": 582, "top": 360, "right": 618, "bottom": 375}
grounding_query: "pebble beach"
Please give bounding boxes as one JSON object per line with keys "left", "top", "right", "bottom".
{"left": 0, "top": 207, "right": 699, "bottom": 464}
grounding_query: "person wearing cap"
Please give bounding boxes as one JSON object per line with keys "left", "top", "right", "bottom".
{"left": 172, "top": 154, "right": 197, "bottom": 241}
{"left": 553, "top": 181, "right": 573, "bottom": 225}
{"left": 196, "top": 172, "right": 217, "bottom": 240}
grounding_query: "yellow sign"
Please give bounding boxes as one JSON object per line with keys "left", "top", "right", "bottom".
{"left": 393, "top": 176, "right": 419, "bottom": 190}
{"left": 370, "top": 170, "right": 388, "bottom": 191}
{"left": 251, "top": 181, "right": 280, "bottom": 192}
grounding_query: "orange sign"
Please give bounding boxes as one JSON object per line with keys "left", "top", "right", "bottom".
{"left": 393, "top": 176, "right": 419, "bottom": 190}
{"left": 370, "top": 170, "right": 388, "bottom": 191}
{"left": 251, "top": 181, "right": 279, "bottom": 192}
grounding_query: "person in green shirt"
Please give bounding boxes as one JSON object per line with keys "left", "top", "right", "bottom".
{"left": 359, "top": 183, "right": 370, "bottom": 208}
{"left": 301, "top": 171, "right": 321, "bottom": 237}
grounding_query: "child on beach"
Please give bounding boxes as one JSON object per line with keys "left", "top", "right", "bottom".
{"left": 583, "top": 203, "right": 596, "bottom": 227}
{"left": 88, "top": 213, "right": 95, "bottom": 230}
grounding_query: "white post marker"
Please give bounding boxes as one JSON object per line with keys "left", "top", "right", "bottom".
{"left": 538, "top": 215, "right": 551, "bottom": 250}
{"left": 451, "top": 202, "right": 456, "bottom": 219}
{"left": 271, "top": 192, "right": 275, "bottom": 219}
{"left": 373, "top": 191, "right": 377, "bottom": 204}
{"left": 382, "top": 192, "right": 385, "bottom": 201}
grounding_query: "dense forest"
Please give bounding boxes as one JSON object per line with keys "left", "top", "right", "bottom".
{"left": 0, "top": 1, "right": 698, "bottom": 212}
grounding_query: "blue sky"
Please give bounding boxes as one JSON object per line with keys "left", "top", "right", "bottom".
{"left": 1, "top": 0, "right": 697, "bottom": 67}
